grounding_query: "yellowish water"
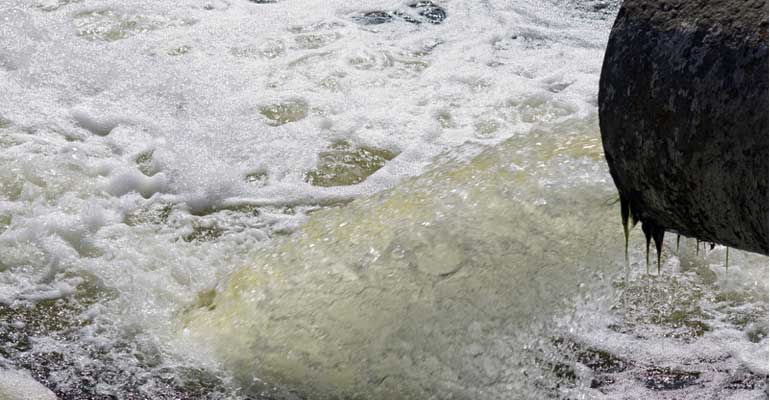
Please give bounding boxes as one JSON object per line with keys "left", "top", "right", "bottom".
{"left": 184, "top": 118, "right": 623, "bottom": 399}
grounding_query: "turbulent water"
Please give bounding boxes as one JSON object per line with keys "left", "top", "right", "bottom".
{"left": 0, "top": 0, "right": 767, "bottom": 399}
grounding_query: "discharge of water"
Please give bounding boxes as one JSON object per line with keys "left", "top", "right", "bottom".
{"left": 0, "top": 0, "right": 766, "bottom": 399}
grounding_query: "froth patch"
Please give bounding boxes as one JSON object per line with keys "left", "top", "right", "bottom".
{"left": 71, "top": 109, "right": 126, "bottom": 137}
{"left": 0, "top": 52, "right": 22, "bottom": 72}
{"left": 107, "top": 170, "right": 169, "bottom": 198}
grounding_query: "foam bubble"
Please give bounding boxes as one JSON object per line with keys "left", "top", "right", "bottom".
{"left": 107, "top": 170, "right": 169, "bottom": 198}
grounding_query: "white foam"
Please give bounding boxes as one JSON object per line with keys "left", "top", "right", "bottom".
{"left": 1, "top": 0, "right": 612, "bottom": 210}
{"left": 106, "top": 170, "right": 169, "bottom": 198}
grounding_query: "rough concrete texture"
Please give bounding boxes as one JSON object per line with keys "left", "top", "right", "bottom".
{"left": 599, "top": 0, "right": 769, "bottom": 254}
